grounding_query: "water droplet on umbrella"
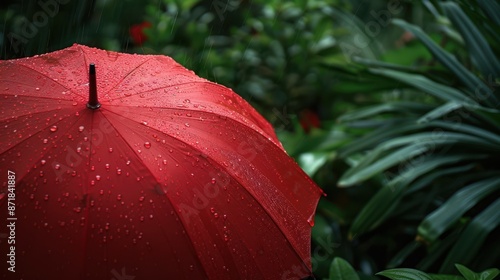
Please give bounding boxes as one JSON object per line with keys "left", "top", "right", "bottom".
{"left": 54, "top": 164, "right": 61, "bottom": 170}
{"left": 144, "top": 142, "right": 151, "bottom": 149}
{"left": 73, "top": 207, "right": 81, "bottom": 213}
{"left": 210, "top": 207, "right": 215, "bottom": 213}
{"left": 211, "top": 178, "right": 216, "bottom": 184}
{"left": 116, "top": 169, "right": 122, "bottom": 175}
{"left": 108, "top": 148, "right": 113, "bottom": 153}
{"left": 126, "top": 160, "right": 131, "bottom": 165}
{"left": 96, "top": 175, "right": 101, "bottom": 181}
{"left": 43, "top": 139, "right": 48, "bottom": 144}
{"left": 117, "top": 194, "right": 122, "bottom": 201}
{"left": 105, "top": 164, "right": 110, "bottom": 170}
{"left": 44, "top": 194, "right": 49, "bottom": 201}
{"left": 41, "top": 159, "right": 46, "bottom": 165}
{"left": 162, "top": 159, "right": 167, "bottom": 165}
{"left": 184, "top": 123, "right": 190, "bottom": 127}
{"left": 78, "top": 126, "right": 84, "bottom": 132}
{"left": 39, "top": 171, "right": 44, "bottom": 177}
{"left": 36, "top": 87, "right": 40, "bottom": 91}
{"left": 50, "top": 125, "right": 58, "bottom": 132}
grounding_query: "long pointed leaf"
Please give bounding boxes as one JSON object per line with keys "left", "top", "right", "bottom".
{"left": 441, "top": 2, "right": 500, "bottom": 79}
{"left": 339, "top": 132, "right": 495, "bottom": 187}
{"left": 417, "top": 177, "right": 500, "bottom": 243}
{"left": 329, "top": 257, "right": 360, "bottom": 280}
{"left": 349, "top": 155, "right": 472, "bottom": 236}
{"left": 391, "top": 19, "right": 496, "bottom": 106}
{"left": 376, "top": 268, "right": 433, "bottom": 280}
{"left": 370, "top": 68, "right": 478, "bottom": 105}
{"left": 440, "top": 198, "right": 500, "bottom": 273}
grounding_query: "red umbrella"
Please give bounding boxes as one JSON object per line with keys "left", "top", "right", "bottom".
{"left": 0, "top": 44, "right": 322, "bottom": 280}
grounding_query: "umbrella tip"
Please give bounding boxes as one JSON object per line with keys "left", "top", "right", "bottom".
{"left": 87, "top": 63, "right": 101, "bottom": 110}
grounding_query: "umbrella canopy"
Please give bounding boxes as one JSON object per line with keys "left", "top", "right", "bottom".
{"left": 0, "top": 44, "right": 322, "bottom": 280}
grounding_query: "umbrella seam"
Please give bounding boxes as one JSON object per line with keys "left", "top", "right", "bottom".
{"left": 1, "top": 62, "right": 86, "bottom": 100}
{"left": 96, "top": 109, "right": 212, "bottom": 279}
{"left": 101, "top": 107, "right": 312, "bottom": 276}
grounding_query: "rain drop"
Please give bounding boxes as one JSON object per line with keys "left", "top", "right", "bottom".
{"left": 144, "top": 142, "right": 151, "bottom": 149}
{"left": 43, "top": 139, "right": 48, "bottom": 144}
{"left": 41, "top": 159, "right": 46, "bottom": 165}
{"left": 108, "top": 148, "right": 113, "bottom": 153}
{"left": 54, "top": 164, "right": 61, "bottom": 170}
{"left": 162, "top": 159, "right": 167, "bottom": 165}
{"left": 96, "top": 175, "right": 101, "bottom": 181}
{"left": 50, "top": 125, "right": 58, "bottom": 132}
{"left": 78, "top": 126, "right": 84, "bottom": 132}
{"left": 44, "top": 194, "right": 49, "bottom": 201}
{"left": 116, "top": 169, "right": 122, "bottom": 175}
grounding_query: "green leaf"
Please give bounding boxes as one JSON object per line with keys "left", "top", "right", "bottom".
{"left": 329, "top": 257, "right": 360, "bottom": 280}
{"left": 478, "top": 268, "right": 500, "bottom": 280}
{"left": 349, "top": 155, "right": 469, "bottom": 236}
{"left": 428, "top": 274, "right": 464, "bottom": 280}
{"left": 477, "top": 0, "right": 500, "bottom": 25}
{"left": 376, "top": 268, "right": 433, "bottom": 280}
{"left": 339, "top": 132, "right": 494, "bottom": 187}
{"left": 455, "top": 264, "right": 479, "bottom": 280}
{"left": 298, "top": 152, "right": 330, "bottom": 176}
{"left": 338, "top": 121, "right": 425, "bottom": 158}
{"left": 417, "top": 177, "right": 500, "bottom": 243}
{"left": 440, "top": 198, "right": 500, "bottom": 273}
{"left": 339, "top": 102, "right": 432, "bottom": 122}
{"left": 391, "top": 19, "right": 496, "bottom": 107}
{"left": 369, "top": 68, "right": 478, "bottom": 105}
{"left": 441, "top": 2, "right": 500, "bottom": 79}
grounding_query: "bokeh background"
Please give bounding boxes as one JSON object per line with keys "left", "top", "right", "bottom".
{"left": 1, "top": 0, "right": 499, "bottom": 279}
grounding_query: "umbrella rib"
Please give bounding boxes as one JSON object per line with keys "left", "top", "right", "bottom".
{"left": 0, "top": 108, "right": 83, "bottom": 155}
{"left": 106, "top": 80, "right": 203, "bottom": 102}
{"left": 102, "top": 57, "right": 156, "bottom": 96}
{"left": 95, "top": 110, "right": 212, "bottom": 279}
{"left": 101, "top": 108, "right": 311, "bottom": 273}
{"left": 0, "top": 106, "right": 75, "bottom": 123}
{"left": 2, "top": 63, "right": 86, "bottom": 100}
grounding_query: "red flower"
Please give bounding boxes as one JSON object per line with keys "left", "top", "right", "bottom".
{"left": 129, "top": 21, "right": 152, "bottom": 45}
{"left": 299, "top": 109, "right": 321, "bottom": 133}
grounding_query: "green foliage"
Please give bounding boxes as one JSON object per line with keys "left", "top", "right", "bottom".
{"left": 377, "top": 265, "right": 499, "bottom": 280}
{"left": 318, "top": 0, "right": 500, "bottom": 276}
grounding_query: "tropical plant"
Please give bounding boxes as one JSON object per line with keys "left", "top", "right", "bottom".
{"left": 318, "top": 0, "right": 499, "bottom": 275}
{"left": 329, "top": 257, "right": 499, "bottom": 280}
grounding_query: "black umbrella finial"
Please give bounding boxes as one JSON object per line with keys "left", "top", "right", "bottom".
{"left": 87, "top": 63, "right": 101, "bottom": 110}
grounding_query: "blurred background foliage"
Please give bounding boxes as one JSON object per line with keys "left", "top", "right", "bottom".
{"left": 1, "top": 0, "right": 499, "bottom": 279}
